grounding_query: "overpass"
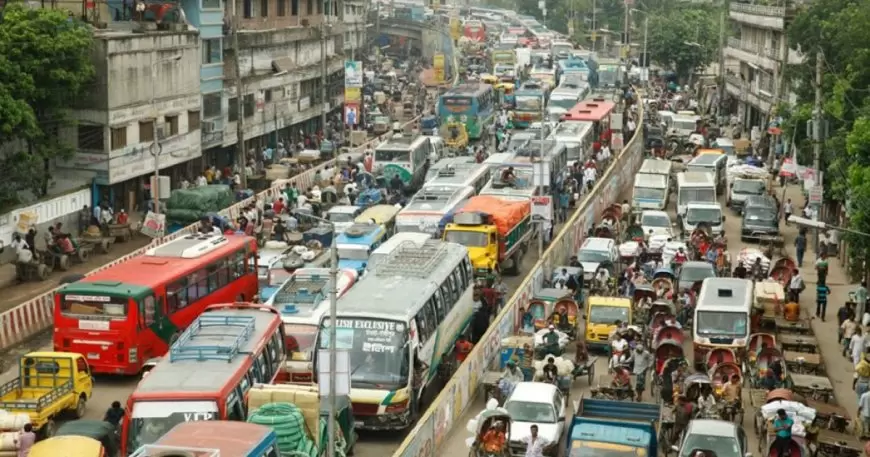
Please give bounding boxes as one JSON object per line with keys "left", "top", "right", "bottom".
{"left": 366, "top": 18, "right": 454, "bottom": 62}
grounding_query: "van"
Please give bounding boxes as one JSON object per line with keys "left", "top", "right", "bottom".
{"left": 680, "top": 202, "right": 725, "bottom": 236}
{"left": 676, "top": 171, "right": 717, "bottom": 216}
{"left": 671, "top": 114, "right": 700, "bottom": 137}
{"left": 633, "top": 173, "right": 668, "bottom": 210}
{"left": 693, "top": 278, "right": 753, "bottom": 365}
{"left": 686, "top": 153, "right": 727, "bottom": 195}
{"left": 585, "top": 297, "right": 632, "bottom": 351}
{"left": 575, "top": 237, "right": 618, "bottom": 282}
{"left": 741, "top": 195, "right": 780, "bottom": 241}
{"left": 712, "top": 137, "right": 738, "bottom": 166}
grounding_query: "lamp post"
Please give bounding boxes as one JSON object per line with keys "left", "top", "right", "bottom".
{"left": 683, "top": 41, "right": 703, "bottom": 90}
{"left": 293, "top": 210, "right": 339, "bottom": 457}
{"left": 629, "top": 9, "right": 648, "bottom": 83}
{"left": 150, "top": 53, "right": 183, "bottom": 225}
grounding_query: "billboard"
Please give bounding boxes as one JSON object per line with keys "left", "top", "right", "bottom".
{"left": 433, "top": 53, "right": 445, "bottom": 83}
{"left": 344, "top": 61, "right": 363, "bottom": 87}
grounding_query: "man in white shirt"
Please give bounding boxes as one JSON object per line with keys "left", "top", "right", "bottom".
{"left": 521, "top": 425, "right": 550, "bottom": 457}
{"left": 296, "top": 192, "right": 308, "bottom": 208}
{"left": 851, "top": 329, "right": 867, "bottom": 366}
{"left": 10, "top": 234, "right": 32, "bottom": 280}
{"left": 788, "top": 270, "right": 804, "bottom": 304}
{"left": 582, "top": 166, "right": 597, "bottom": 189}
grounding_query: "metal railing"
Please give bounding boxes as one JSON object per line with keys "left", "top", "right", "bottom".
{"left": 727, "top": 37, "right": 781, "bottom": 61}
{"left": 730, "top": 2, "right": 787, "bottom": 17}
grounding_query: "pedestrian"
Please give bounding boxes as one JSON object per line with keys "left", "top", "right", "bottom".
{"left": 855, "top": 281, "right": 869, "bottom": 322}
{"left": 788, "top": 269, "right": 805, "bottom": 304}
{"left": 783, "top": 198, "right": 793, "bottom": 224}
{"left": 852, "top": 328, "right": 867, "bottom": 366}
{"left": 794, "top": 230, "right": 807, "bottom": 266}
{"left": 816, "top": 281, "right": 831, "bottom": 321}
{"left": 632, "top": 345, "right": 653, "bottom": 401}
{"left": 772, "top": 409, "right": 794, "bottom": 457}
{"left": 519, "top": 424, "right": 550, "bottom": 457}
{"left": 14, "top": 423, "right": 35, "bottom": 457}
{"left": 858, "top": 386, "right": 870, "bottom": 437}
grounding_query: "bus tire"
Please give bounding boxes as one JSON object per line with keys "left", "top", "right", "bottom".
{"left": 74, "top": 394, "right": 87, "bottom": 418}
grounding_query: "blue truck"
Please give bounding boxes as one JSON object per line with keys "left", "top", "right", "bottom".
{"left": 568, "top": 398, "right": 662, "bottom": 457}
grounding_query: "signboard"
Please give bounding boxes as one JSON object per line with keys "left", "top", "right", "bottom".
{"left": 809, "top": 186, "right": 823, "bottom": 206}
{"left": 433, "top": 54, "right": 446, "bottom": 83}
{"left": 449, "top": 18, "right": 462, "bottom": 41}
{"left": 531, "top": 196, "right": 553, "bottom": 222}
{"left": 344, "top": 61, "right": 363, "bottom": 88}
{"left": 141, "top": 211, "right": 165, "bottom": 238}
{"left": 344, "top": 87, "right": 361, "bottom": 104}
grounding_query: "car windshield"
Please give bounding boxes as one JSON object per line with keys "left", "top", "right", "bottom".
{"left": 504, "top": 400, "right": 556, "bottom": 423}
{"left": 327, "top": 212, "right": 356, "bottom": 223}
{"left": 589, "top": 305, "right": 629, "bottom": 324}
{"left": 642, "top": 214, "right": 670, "bottom": 227}
{"left": 744, "top": 207, "right": 777, "bottom": 223}
{"left": 445, "top": 230, "right": 488, "bottom": 247}
{"left": 578, "top": 250, "right": 610, "bottom": 263}
{"left": 319, "top": 318, "right": 409, "bottom": 390}
{"left": 337, "top": 244, "right": 370, "bottom": 260}
{"left": 697, "top": 311, "right": 748, "bottom": 338}
{"left": 733, "top": 180, "right": 765, "bottom": 195}
{"left": 686, "top": 208, "right": 721, "bottom": 225}
{"left": 680, "top": 265, "right": 715, "bottom": 282}
{"left": 679, "top": 434, "right": 743, "bottom": 457}
{"left": 635, "top": 187, "right": 666, "bottom": 200}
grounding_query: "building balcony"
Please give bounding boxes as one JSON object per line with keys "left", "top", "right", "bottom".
{"left": 201, "top": 130, "right": 224, "bottom": 148}
{"left": 729, "top": 2, "right": 792, "bottom": 31}
{"left": 725, "top": 37, "right": 779, "bottom": 70}
{"left": 725, "top": 73, "right": 773, "bottom": 113}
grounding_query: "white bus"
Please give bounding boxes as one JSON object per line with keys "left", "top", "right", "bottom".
{"left": 264, "top": 267, "right": 358, "bottom": 382}
{"left": 395, "top": 184, "right": 475, "bottom": 236}
{"left": 693, "top": 277, "right": 753, "bottom": 366}
{"left": 676, "top": 171, "right": 717, "bottom": 216}
{"left": 546, "top": 120, "right": 594, "bottom": 163}
{"left": 316, "top": 240, "right": 475, "bottom": 430}
{"left": 425, "top": 157, "right": 493, "bottom": 194}
{"left": 373, "top": 134, "right": 435, "bottom": 187}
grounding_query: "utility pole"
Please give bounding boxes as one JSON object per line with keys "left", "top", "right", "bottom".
{"left": 537, "top": 96, "right": 545, "bottom": 259}
{"left": 320, "top": 0, "right": 329, "bottom": 132}
{"left": 811, "top": 50, "right": 824, "bottom": 253}
{"left": 717, "top": 9, "right": 726, "bottom": 119}
{"left": 591, "top": 0, "right": 596, "bottom": 52}
{"left": 232, "top": 0, "right": 247, "bottom": 189}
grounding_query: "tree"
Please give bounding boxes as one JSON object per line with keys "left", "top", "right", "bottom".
{"left": 0, "top": 3, "right": 95, "bottom": 210}
{"left": 645, "top": 8, "right": 718, "bottom": 81}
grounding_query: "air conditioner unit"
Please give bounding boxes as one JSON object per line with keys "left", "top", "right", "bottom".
{"left": 156, "top": 124, "right": 167, "bottom": 140}
{"left": 203, "top": 121, "right": 215, "bottom": 133}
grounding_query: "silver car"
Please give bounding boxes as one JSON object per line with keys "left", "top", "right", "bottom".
{"left": 672, "top": 419, "right": 752, "bottom": 457}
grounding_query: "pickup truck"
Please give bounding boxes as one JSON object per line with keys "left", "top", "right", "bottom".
{"left": 568, "top": 398, "right": 662, "bottom": 457}
{"left": 442, "top": 195, "right": 535, "bottom": 276}
{"left": 0, "top": 352, "right": 94, "bottom": 438}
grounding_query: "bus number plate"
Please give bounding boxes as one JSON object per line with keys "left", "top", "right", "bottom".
{"left": 87, "top": 353, "right": 100, "bottom": 360}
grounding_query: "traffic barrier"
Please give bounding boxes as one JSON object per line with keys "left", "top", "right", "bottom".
{"left": 0, "top": 30, "right": 464, "bottom": 355}
{"left": 0, "top": 116, "right": 421, "bottom": 354}
{"left": 391, "top": 103, "right": 646, "bottom": 457}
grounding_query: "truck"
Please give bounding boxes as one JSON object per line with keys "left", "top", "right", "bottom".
{"left": 568, "top": 398, "right": 662, "bottom": 457}
{"left": 442, "top": 195, "right": 535, "bottom": 276}
{"left": 0, "top": 352, "right": 94, "bottom": 438}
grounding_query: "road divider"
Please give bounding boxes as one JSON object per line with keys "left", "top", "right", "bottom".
{"left": 391, "top": 104, "right": 646, "bottom": 457}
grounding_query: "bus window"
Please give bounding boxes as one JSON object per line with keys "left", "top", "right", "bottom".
{"left": 143, "top": 296, "right": 156, "bottom": 327}
{"left": 227, "top": 390, "right": 245, "bottom": 421}
{"left": 167, "top": 279, "right": 188, "bottom": 312}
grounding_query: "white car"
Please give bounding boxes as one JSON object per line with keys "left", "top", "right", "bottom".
{"left": 672, "top": 419, "right": 752, "bottom": 457}
{"left": 505, "top": 382, "right": 566, "bottom": 456}
{"left": 639, "top": 210, "right": 674, "bottom": 239}
{"left": 326, "top": 205, "right": 363, "bottom": 233}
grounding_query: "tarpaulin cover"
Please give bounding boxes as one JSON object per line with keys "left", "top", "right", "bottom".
{"left": 456, "top": 195, "right": 530, "bottom": 236}
{"left": 166, "top": 185, "right": 234, "bottom": 225}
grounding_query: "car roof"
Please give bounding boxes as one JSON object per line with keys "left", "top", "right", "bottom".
{"left": 687, "top": 419, "right": 739, "bottom": 437}
{"left": 641, "top": 210, "right": 669, "bottom": 217}
{"left": 507, "top": 382, "right": 558, "bottom": 402}
{"left": 682, "top": 261, "right": 713, "bottom": 270}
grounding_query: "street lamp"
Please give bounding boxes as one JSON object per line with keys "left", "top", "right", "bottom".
{"left": 787, "top": 215, "right": 870, "bottom": 238}
{"left": 292, "top": 210, "right": 340, "bottom": 457}
{"left": 629, "top": 9, "right": 648, "bottom": 83}
{"left": 150, "top": 53, "right": 183, "bottom": 225}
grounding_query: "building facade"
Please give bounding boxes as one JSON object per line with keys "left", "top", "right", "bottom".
{"left": 724, "top": 2, "right": 802, "bottom": 129}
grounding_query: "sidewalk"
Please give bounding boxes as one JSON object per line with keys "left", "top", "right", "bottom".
{"left": 773, "top": 180, "right": 859, "bottom": 417}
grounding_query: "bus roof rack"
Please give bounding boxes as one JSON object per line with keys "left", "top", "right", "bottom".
{"left": 376, "top": 240, "right": 448, "bottom": 278}
{"left": 169, "top": 314, "right": 256, "bottom": 363}
{"left": 128, "top": 445, "right": 220, "bottom": 457}
{"left": 273, "top": 274, "right": 329, "bottom": 306}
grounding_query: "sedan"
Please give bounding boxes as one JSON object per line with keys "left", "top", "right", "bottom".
{"left": 677, "top": 261, "right": 717, "bottom": 291}
{"left": 505, "top": 382, "right": 566, "bottom": 456}
{"left": 672, "top": 419, "right": 752, "bottom": 457}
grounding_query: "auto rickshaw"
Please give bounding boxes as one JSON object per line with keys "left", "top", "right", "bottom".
{"left": 467, "top": 409, "right": 511, "bottom": 457}
{"left": 444, "top": 120, "right": 469, "bottom": 152}
{"left": 495, "top": 82, "right": 516, "bottom": 108}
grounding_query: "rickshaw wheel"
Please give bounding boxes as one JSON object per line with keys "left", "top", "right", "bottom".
{"left": 587, "top": 363, "right": 595, "bottom": 385}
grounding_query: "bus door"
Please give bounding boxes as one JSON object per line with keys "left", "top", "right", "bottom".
{"left": 143, "top": 293, "right": 177, "bottom": 360}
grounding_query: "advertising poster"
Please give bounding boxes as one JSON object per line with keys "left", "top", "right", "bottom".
{"left": 344, "top": 87, "right": 360, "bottom": 104}
{"left": 344, "top": 61, "right": 363, "bottom": 87}
{"left": 433, "top": 53, "right": 445, "bottom": 83}
{"left": 344, "top": 104, "right": 360, "bottom": 126}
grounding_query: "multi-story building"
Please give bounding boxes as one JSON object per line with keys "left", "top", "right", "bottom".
{"left": 55, "top": 0, "right": 350, "bottom": 210}
{"left": 724, "top": 1, "right": 803, "bottom": 129}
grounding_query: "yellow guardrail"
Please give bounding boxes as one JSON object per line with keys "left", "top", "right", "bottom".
{"left": 392, "top": 102, "right": 646, "bottom": 457}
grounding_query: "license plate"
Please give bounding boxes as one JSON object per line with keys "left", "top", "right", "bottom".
{"left": 354, "top": 421, "right": 364, "bottom": 428}
{"left": 87, "top": 353, "right": 100, "bottom": 360}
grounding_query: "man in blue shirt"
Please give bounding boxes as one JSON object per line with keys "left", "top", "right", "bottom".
{"left": 817, "top": 282, "right": 832, "bottom": 321}
{"left": 773, "top": 409, "right": 793, "bottom": 457}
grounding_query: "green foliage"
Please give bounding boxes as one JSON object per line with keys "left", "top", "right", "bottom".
{"left": 645, "top": 8, "right": 718, "bottom": 80}
{"left": 0, "top": 3, "right": 95, "bottom": 210}
{"left": 787, "top": 0, "right": 870, "bottom": 277}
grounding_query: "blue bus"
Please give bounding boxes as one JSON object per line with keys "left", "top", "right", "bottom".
{"left": 437, "top": 84, "right": 496, "bottom": 140}
{"left": 335, "top": 222, "right": 388, "bottom": 274}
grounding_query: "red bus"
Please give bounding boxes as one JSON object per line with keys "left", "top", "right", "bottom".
{"left": 121, "top": 303, "right": 286, "bottom": 455}
{"left": 463, "top": 19, "right": 486, "bottom": 42}
{"left": 53, "top": 233, "right": 258, "bottom": 375}
{"left": 561, "top": 98, "right": 616, "bottom": 141}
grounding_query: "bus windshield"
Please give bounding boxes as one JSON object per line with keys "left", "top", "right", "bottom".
{"left": 375, "top": 148, "right": 411, "bottom": 163}
{"left": 285, "top": 323, "right": 319, "bottom": 354}
{"left": 679, "top": 188, "right": 715, "bottom": 205}
{"left": 128, "top": 400, "right": 219, "bottom": 451}
{"left": 548, "top": 97, "right": 577, "bottom": 110}
{"left": 61, "top": 294, "right": 128, "bottom": 318}
{"left": 516, "top": 95, "right": 542, "bottom": 111}
{"left": 696, "top": 311, "right": 747, "bottom": 337}
{"left": 321, "top": 318, "right": 410, "bottom": 389}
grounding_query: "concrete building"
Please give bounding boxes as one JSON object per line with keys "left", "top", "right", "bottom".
{"left": 724, "top": 1, "right": 802, "bottom": 129}
{"left": 55, "top": 19, "right": 202, "bottom": 213}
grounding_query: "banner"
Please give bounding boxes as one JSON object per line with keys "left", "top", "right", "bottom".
{"left": 344, "top": 87, "right": 361, "bottom": 104}
{"left": 344, "top": 61, "right": 362, "bottom": 88}
{"left": 433, "top": 54, "right": 445, "bottom": 84}
{"left": 344, "top": 104, "right": 360, "bottom": 126}
{"left": 449, "top": 18, "right": 462, "bottom": 41}
{"left": 141, "top": 211, "right": 165, "bottom": 238}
